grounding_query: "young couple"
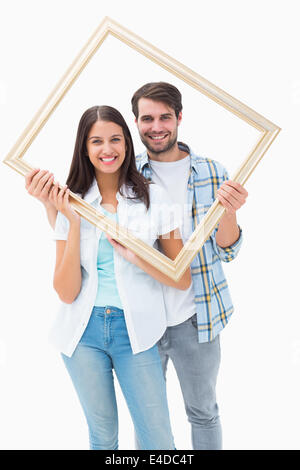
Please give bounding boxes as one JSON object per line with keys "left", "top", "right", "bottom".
{"left": 25, "top": 82, "right": 248, "bottom": 450}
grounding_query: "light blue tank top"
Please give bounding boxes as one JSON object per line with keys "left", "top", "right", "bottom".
{"left": 94, "top": 207, "right": 123, "bottom": 309}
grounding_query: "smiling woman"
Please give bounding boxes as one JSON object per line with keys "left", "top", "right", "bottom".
{"left": 87, "top": 123, "right": 125, "bottom": 169}
{"left": 24, "top": 103, "right": 191, "bottom": 450}
{"left": 64, "top": 105, "right": 150, "bottom": 208}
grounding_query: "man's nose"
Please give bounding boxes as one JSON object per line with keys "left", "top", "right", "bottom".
{"left": 150, "top": 120, "right": 164, "bottom": 133}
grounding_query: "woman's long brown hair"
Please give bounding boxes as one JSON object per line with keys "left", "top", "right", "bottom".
{"left": 66, "top": 105, "right": 150, "bottom": 209}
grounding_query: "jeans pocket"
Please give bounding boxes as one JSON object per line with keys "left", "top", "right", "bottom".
{"left": 190, "top": 313, "right": 198, "bottom": 329}
{"left": 157, "top": 329, "right": 168, "bottom": 347}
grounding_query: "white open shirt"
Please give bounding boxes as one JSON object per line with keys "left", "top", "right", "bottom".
{"left": 50, "top": 179, "right": 181, "bottom": 357}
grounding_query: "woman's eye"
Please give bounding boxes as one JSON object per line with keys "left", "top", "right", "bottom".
{"left": 90, "top": 138, "right": 121, "bottom": 144}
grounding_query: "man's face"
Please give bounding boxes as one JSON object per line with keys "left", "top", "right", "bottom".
{"left": 135, "top": 98, "right": 182, "bottom": 155}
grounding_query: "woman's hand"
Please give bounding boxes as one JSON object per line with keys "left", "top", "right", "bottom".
{"left": 25, "top": 168, "right": 55, "bottom": 207}
{"left": 106, "top": 235, "right": 137, "bottom": 264}
{"left": 107, "top": 230, "right": 191, "bottom": 290}
{"left": 49, "top": 182, "right": 80, "bottom": 225}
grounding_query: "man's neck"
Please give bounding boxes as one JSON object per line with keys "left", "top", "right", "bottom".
{"left": 147, "top": 142, "right": 189, "bottom": 163}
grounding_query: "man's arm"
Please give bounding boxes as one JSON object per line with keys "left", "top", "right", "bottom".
{"left": 25, "top": 168, "right": 58, "bottom": 229}
{"left": 215, "top": 180, "right": 247, "bottom": 248}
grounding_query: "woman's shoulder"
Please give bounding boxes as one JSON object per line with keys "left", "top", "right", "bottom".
{"left": 148, "top": 182, "right": 172, "bottom": 204}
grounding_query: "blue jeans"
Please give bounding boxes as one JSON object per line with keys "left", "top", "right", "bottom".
{"left": 62, "top": 306, "right": 175, "bottom": 450}
{"left": 157, "top": 314, "right": 222, "bottom": 450}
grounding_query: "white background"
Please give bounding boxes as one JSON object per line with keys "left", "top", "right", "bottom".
{"left": 0, "top": 0, "right": 299, "bottom": 450}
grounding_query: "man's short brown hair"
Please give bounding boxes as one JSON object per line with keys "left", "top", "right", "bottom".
{"left": 131, "top": 82, "right": 183, "bottom": 119}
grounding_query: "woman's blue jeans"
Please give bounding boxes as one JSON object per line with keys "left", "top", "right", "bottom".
{"left": 62, "top": 306, "right": 175, "bottom": 450}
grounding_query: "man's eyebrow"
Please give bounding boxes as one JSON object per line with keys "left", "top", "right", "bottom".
{"left": 87, "top": 134, "right": 122, "bottom": 140}
{"left": 140, "top": 113, "right": 173, "bottom": 119}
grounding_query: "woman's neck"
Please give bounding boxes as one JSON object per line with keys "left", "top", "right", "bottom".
{"left": 95, "top": 171, "right": 120, "bottom": 212}
{"left": 95, "top": 171, "right": 119, "bottom": 195}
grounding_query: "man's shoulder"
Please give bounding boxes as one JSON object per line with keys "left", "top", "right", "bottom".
{"left": 135, "top": 151, "right": 145, "bottom": 161}
{"left": 191, "top": 152, "right": 227, "bottom": 179}
{"left": 135, "top": 152, "right": 146, "bottom": 170}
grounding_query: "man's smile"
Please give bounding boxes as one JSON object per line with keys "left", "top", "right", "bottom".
{"left": 147, "top": 133, "right": 169, "bottom": 141}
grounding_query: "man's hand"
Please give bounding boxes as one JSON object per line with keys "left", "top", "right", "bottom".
{"left": 216, "top": 180, "right": 248, "bottom": 215}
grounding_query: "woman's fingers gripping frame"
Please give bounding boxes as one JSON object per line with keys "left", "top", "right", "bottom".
{"left": 49, "top": 182, "right": 67, "bottom": 211}
{"left": 25, "top": 168, "right": 55, "bottom": 201}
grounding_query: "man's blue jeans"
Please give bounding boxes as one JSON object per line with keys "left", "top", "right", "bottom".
{"left": 157, "top": 314, "right": 222, "bottom": 450}
{"left": 62, "top": 306, "right": 175, "bottom": 450}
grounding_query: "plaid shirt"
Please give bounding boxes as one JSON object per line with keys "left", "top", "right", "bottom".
{"left": 136, "top": 143, "right": 243, "bottom": 342}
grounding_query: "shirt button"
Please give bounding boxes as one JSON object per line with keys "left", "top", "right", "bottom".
{"left": 106, "top": 309, "right": 111, "bottom": 314}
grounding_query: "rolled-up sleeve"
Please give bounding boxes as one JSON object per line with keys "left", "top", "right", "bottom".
{"left": 53, "top": 212, "right": 69, "bottom": 241}
{"left": 210, "top": 225, "right": 243, "bottom": 262}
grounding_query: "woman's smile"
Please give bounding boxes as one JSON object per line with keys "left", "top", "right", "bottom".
{"left": 99, "top": 155, "right": 118, "bottom": 165}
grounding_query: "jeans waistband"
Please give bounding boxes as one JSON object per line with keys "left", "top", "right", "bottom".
{"left": 92, "top": 305, "right": 124, "bottom": 317}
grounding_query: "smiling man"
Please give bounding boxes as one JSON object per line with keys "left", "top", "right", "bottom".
{"left": 137, "top": 99, "right": 180, "bottom": 157}
{"left": 131, "top": 82, "right": 247, "bottom": 450}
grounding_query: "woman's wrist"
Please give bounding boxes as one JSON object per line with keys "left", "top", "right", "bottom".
{"left": 69, "top": 217, "right": 81, "bottom": 229}
{"left": 65, "top": 212, "right": 80, "bottom": 229}
{"left": 44, "top": 200, "right": 54, "bottom": 210}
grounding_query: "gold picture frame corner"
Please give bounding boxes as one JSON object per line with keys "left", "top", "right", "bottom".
{"left": 3, "top": 17, "right": 280, "bottom": 281}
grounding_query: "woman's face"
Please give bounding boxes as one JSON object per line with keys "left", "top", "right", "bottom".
{"left": 86, "top": 120, "right": 127, "bottom": 178}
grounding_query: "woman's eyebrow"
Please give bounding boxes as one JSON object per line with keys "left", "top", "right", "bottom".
{"left": 87, "top": 134, "right": 122, "bottom": 140}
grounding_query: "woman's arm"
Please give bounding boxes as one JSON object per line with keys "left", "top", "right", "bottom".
{"left": 51, "top": 184, "right": 82, "bottom": 304}
{"left": 53, "top": 225, "right": 82, "bottom": 304}
{"left": 107, "top": 228, "right": 192, "bottom": 290}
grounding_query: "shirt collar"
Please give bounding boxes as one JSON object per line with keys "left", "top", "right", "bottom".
{"left": 84, "top": 178, "right": 128, "bottom": 204}
{"left": 139, "top": 142, "right": 199, "bottom": 175}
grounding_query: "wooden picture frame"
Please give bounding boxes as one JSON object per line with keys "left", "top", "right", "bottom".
{"left": 3, "top": 16, "right": 280, "bottom": 281}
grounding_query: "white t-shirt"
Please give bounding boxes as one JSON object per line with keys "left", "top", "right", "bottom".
{"left": 150, "top": 156, "right": 196, "bottom": 326}
{"left": 50, "top": 180, "right": 181, "bottom": 357}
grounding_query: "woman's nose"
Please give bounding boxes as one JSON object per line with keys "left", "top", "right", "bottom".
{"left": 101, "top": 142, "right": 114, "bottom": 155}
